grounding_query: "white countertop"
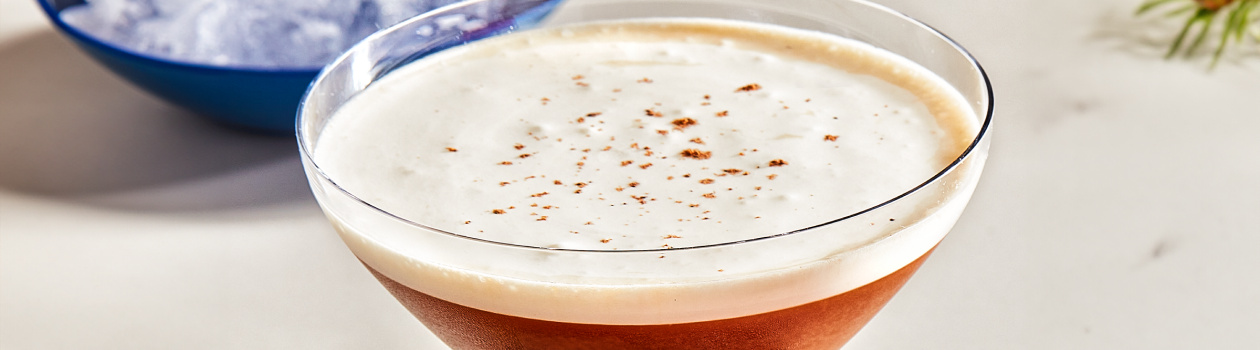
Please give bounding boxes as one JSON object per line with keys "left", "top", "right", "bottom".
{"left": 2, "top": 0, "right": 1258, "bottom": 349}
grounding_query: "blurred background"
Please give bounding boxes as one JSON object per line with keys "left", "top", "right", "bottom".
{"left": 2, "top": 0, "right": 1258, "bottom": 349}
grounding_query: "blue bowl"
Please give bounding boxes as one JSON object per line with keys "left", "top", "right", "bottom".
{"left": 36, "top": 0, "right": 320, "bottom": 134}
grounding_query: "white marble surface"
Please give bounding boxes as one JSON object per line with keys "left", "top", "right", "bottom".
{"left": 2, "top": 0, "right": 1258, "bottom": 349}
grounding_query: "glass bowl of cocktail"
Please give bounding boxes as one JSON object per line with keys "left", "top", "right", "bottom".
{"left": 298, "top": 0, "right": 992, "bottom": 348}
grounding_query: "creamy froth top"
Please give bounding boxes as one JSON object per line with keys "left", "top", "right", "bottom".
{"left": 314, "top": 18, "right": 971, "bottom": 251}
{"left": 309, "top": 18, "right": 984, "bottom": 324}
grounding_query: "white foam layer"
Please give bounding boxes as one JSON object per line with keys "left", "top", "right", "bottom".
{"left": 310, "top": 18, "right": 983, "bottom": 324}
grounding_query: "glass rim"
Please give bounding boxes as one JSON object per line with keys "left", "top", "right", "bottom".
{"left": 296, "top": 0, "right": 994, "bottom": 254}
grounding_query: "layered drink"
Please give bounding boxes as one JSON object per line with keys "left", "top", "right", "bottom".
{"left": 300, "top": 4, "right": 990, "bottom": 349}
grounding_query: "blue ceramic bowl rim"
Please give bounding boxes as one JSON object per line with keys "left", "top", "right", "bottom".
{"left": 36, "top": 0, "right": 323, "bottom": 76}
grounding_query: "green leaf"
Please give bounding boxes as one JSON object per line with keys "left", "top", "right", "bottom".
{"left": 1184, "top": 11, "right": 1216, "bottom": 57}
{"left": 1225, "top": 2, "right": 1244, "bottom": 38}
{"left": 1235, "top": 0, "right": 1259, "bottom": 40}
{"left": 1213, "top": 15, "right": 1235, "bottom": 68}
{"left": 1138, "top": 0, "right": 1181, "bottom": 14}
{"left": 1141, "top": 0, "right": 1259, "bottom": 66}
{"left": 1167, "top": 10, "right": 1204, "bottom": 58}
{"left": 1165, "top": 3, "right": 1200, "bottom": 17}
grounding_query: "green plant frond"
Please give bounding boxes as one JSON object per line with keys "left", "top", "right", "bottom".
{"left": 1138, "top": 0, "right": 1184, "bottom": 14}
{"left": 1213, "top": 15, "right": 1235, "bottom": 67}
{"left": 1235, "top": 0, "right": 1260, "bottom": 40}
{"left": 1211, "top": 0, "right": 1260, "bottom": 67}
{"left": 1225, "top": 2, "right": 1245, "bottom": 38}
{"left": 1184, "top": 11, "right": 1218, "bottom": 57}
{"left": 1165, "top": 3, "right": 1200, "bottom": 17}
{"left": 1226, "top": 2, "right": 1250, "bottom": 40}
{"left": 1167, "top": 9, "right": 1207, "bottom": 58}
{"left": 1144, "top": 0, "right": 1259, "bottom": 65}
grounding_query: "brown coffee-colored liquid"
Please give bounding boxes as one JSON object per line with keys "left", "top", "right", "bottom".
{"left": 365, "top": 251, "right": 931, "bottom": 350}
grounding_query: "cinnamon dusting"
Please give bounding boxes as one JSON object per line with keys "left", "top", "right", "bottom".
{"left": 671, "top": 118, "right": 697, "bottom": 130}
{"left": 680, "top": 149, "right": 712, "bottom": 160}
{"left": 735, "top": 83, "right": 761, "bottom": 92}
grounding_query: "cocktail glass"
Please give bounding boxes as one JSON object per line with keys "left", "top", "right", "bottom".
{"left": 298, "top": 0, "right": 992, "bottom": 349}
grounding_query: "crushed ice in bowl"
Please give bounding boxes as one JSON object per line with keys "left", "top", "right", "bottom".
{"left": 59, "top": 0, "right": 480, "bottom": 68}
